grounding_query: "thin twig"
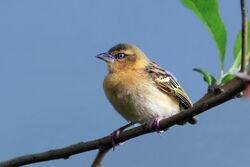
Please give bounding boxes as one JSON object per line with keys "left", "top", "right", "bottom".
{"left": 0, "top": 78, "right": 246, "bottom": 167}
{"left": 240, "top": 0, "right": 248, "bottom": 73}
{"left": 91, "top": 147, "right": 112, "bottom": 167}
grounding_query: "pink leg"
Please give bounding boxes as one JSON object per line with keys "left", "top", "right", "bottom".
{"left": 150, "top": 117, "right": 163, "bottom": 133}
{"left": 110, "top": 122, "right": 134, "bottom": 148}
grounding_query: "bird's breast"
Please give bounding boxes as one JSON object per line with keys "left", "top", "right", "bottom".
{"left": 103, "top": 71, "right": 179, "bottom": 124}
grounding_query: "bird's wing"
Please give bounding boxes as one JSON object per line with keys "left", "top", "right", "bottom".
{"left": 145, "top": 62, "right": 193, "bottom": 109}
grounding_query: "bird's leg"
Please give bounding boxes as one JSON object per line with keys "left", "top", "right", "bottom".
{"left": 110, "top": 122, "right": 134, "bottom": 148}
{"left": 150, "top": 117, "right": 165, "bottom": 133}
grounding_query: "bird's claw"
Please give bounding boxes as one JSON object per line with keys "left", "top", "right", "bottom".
{"left": 150, "top": 117, "right": 164, "bottom": 133}
{"left": 110, "top": 129, "right": 124, "bottom": 149}
{"left": 110, "top": 122, "right": 134, "bottom": 150}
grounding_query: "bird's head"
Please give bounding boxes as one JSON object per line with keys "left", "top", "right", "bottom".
{"left": 96, "top": 43, "right": 150, "bottom": 73}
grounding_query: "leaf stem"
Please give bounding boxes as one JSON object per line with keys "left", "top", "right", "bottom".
{"left": 220, "top": 69, "right": 224, "bottom": 78}
{"left": 240, "top": 0, "right": 248, "bottom": 73}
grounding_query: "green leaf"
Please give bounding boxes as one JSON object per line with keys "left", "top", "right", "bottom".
{"left": 229, "top": 22, "right": 250, "bottom": 72}
{"left": 193, "top": 68, "right": 217, "bottom": 86}
{"left": 181, "top": 0, "right": 227, "bottom": 70}
{"left": 219, "top": 73, "right": 234, "bottom": 86}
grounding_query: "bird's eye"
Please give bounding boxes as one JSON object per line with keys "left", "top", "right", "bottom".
{"left": 116, "top": 53, "right": 127, "bottom": 59}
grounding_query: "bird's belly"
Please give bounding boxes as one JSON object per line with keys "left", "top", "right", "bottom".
{"left": 106, "top": 84, "right": 180, "bottom": 124}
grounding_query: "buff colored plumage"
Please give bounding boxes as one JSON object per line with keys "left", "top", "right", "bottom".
{"left": 97, "top": 43, "right": 196, "bottom": 126}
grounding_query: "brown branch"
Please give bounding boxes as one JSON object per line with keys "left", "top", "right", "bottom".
{"left": 240, "top": 0, "right": 248, "bottom": 73}
{"left": 91, "top": 146, "right": 111, "bottom": 167}
{"left": 0, "top": 78, "right": 246, "bottom": 167}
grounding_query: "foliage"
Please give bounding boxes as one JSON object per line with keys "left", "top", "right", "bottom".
{"left": 193, "top": 68, "right": 216, "bottom": 86}
{"left": 181, "top": 0, "right": 249, "bottom": 87}
{"left": 229, "top": 22, "right": 250, "bottom": 73}
{"left": 181, "top": 0, "right": 227, "bottom": 70}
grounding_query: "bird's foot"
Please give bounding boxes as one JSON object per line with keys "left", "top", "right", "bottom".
{"left": 150, "top": 117, "right": 165, "bottom": 133}
{"left": 110, "top": 122, "right": 134, "bottom": 149}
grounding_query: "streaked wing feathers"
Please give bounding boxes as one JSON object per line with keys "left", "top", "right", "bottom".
{"left": 145, "top": 62, "right": 193, "bottom": 109}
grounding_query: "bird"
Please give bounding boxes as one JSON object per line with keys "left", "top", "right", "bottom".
{"left": 96, "top": 43, "right": 196, "bottom": 144}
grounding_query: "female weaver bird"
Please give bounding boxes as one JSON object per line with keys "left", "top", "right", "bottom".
{"left": 97, "top": 43, "right": 196, "bottom": 143}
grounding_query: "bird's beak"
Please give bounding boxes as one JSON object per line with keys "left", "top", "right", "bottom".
{"left": 96, "top": 52, "right": 115, "bottom": 63}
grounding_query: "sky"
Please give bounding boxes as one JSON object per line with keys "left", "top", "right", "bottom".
{"left": 0, "top": 0, "right": 250, "bottom": 167}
